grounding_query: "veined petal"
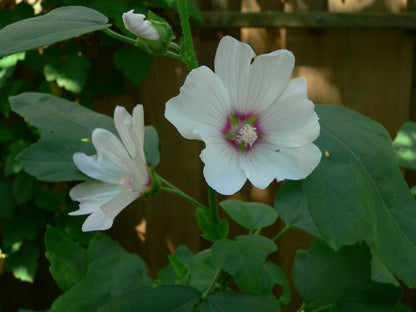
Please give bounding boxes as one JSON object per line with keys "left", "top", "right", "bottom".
{"left": 69, "top": 182, "right": 121, "bottom": 215}
{"left": 214, "top": 36, "right": 255, "bottom": 114}
{"left": 240, "top": 141, "right": 322, "bottom": 188}
{"left": 260, "top": 78, "right": 320, "bottom": 148}
{"left": 114, "top": 106, "right": 135, "bottom": 157}
{"left": 247, "top": 49, "right": 294, "bottom": 112}
{"left": 122, "top": 156, "right": 150, "bottom": 194}
{"left": 101, "top": 189, "right": 140, "bottom": 221}
{"left": 200, "top": 134, "right": 247, "bottom": 195}
{"left": 73, "top": 153, "right": 125, "bottom": 184}
{"left": 165, "top": 66, "right": 231, "bottom": 140}
{"left": 81, "top": 209, "right": 114, "bottom": 231}
{"left": 132, "top": 105, "right": 145, "bottom": 146}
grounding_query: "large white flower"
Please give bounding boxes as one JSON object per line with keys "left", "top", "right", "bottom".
{"left": 165, "top": 36, "right": 321, "bottom": 195}
{"left": 69, "top": 105, "right": 151, "bottom": 231}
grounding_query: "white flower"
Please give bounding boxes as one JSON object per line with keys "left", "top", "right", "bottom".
{"left": 122, "top": 10, "right": 160, "bottom": 41}
{"left": 69, "top": 105, "right": 151, "bottom": 231}
{"left": 165, "top": 36, "right": 321, "bottom": 195}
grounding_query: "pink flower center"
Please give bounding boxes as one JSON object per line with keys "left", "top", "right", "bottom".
{"left": 222, "top": 113, "right": 262, "bottom": 152}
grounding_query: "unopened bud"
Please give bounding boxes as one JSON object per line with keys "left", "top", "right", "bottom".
{"left": 122, "top": 10, "right": 160, "bottom": 41}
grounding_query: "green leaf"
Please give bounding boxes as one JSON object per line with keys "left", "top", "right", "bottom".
{"left": 44, "top": 52, "right": 91, "bottom": 93}
{"left": 2, "top": 207, "right": 45, "bottom": 249}
{"left": 220, "top": 199, "right": 278, "bottom": 230}
{"left": 5, "top": 140, "right": 30, "bottom": 176}
{"left": 187, "top": 249, "right": 218, "bottom": 292}
{"left": 0, "top": 6, "right": 110, "bottom": 57}
{"left": 98, "top": 285, "right": 201, "bottom": 312}
{"left": 52, "top": 253, "right": 151, "bottom": 312}
{"left": 10, "top": 92, "right": 116, "bottom": 182}
{"left": 211, "top": 235, "right": 277, "bottom": 294}
{"left": 168, "top": 255, "right": 189, "bottom": 281}
{"left": 196, "top": 207, "right": 229, "bottom": 242}
{"left": 202, "top": 291, "right": 280, "bottom": 312}
{"left": 0, "top": 52, "right": 25, "bottom": 68}
{"left": 98, "top": 285, "right": 279, "bottom": 312}
{"left": 303, "top": 105, "right": 416, "bottom": 287}
{"left": 158, "top": 245, "right": 195, "bottom": 285}
{"left": 5, "top": 241, "right": 40, "bottom": 283}
{"left": 261, "top": 261, "right": 290, "bottom": 306}
{"left": 0, "top": 180, "right": 14, "bottom": 219}
{"left": 391, "top": 302, "right": 414, "bottom": 312}
{"left": 370, "top": 251, "right": 399, "bottom": 287}
{"left": 144, "top": 125, "right": 160, "bottom": 166}
{"left": 35, "top": 189, "right": 63, "bottom": 212}
{"left": 274, "top": 180, "right": 321, "bottom": 237}
{"left": 12, "top": 172, "right": 41, "bottom": 205}
{"left": 293, "top": 240, "right": 401, "bottom": 312}
{"left": 114, "top": 47, "right": 152, "bottom": 85}
{"left": 393, "top": 121, "right": 416, "bottom": 170}
{"left": 45, "top": 226, "right": 89, "bottom": 291}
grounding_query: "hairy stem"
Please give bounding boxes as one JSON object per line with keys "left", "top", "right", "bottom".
{"left": 177, "top": 0, "right": 198, "bottom": 70}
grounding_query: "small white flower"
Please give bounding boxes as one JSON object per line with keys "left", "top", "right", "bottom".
{"left": 165, "top": 36, "right": 321, "bottom": 195}
{"left": 69, "top": 105, "right": 151, "bottom": 231}
{"left": 122, "top": 10, "right": 160, "bottom": 41}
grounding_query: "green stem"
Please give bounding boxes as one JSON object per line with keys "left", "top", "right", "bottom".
{"left": 272, "top": 225, "right": 290, "bottom": 241}
{"left": 309, "top": 304, "right": 334, "bottom": 312}
{"left": 102, "top": 28, "right": 137, "bottom": 45}
{"left": 177, "top": 0, "right": 198, "bottom": 70}
{"left": 208, "top": 186, "right": 219, "bottom": 223}
{"left": 158, "top": 176, "right": 208, "bottom": 210}
{"left": 165, "top": 50, "right": 183, "bottom": 61}
{"left": 202, "top": 268, "right": 221, "bottom": 298}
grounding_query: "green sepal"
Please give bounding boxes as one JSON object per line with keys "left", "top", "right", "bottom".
{"left": 246, "top": 114, "right": 257, "bottom": 125}
{"left": 136, "top": 11, "right": 175, "bottom": 55}
{"left": 223, "top": 132, "right": 233, "bottom": 139}
{"left": 230, "top": 113, "right": 239, "bottom": 126}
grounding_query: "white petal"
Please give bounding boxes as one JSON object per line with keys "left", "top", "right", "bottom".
{"left": 132, "top": 105, "right": 145, "bottom": 145}
{"left": 240, "top": 141, "right": 322, "bottom": 188}
{"left": 81, "top": 209, "right": 113, "bottom": 231}
{"left": 122, "top": 156, "right": 150, "bottom": 194}
{"left": 165, "top": 66, "right": 231, "bottom": 140}
{"left": 69, "top": 181, "right": 121, "bottom": 215}
{"left": 247, "top": 49, "right": 295, "bottom": 112}
{"left": 260, "top": 78, "right": 320, "bottom": 147}
{"left": 200, "top": 134, "right": 247, "bottom": 195}
{"left": 214, "top": 36, "right": 255, "bottom": 114}
{"left": 114, "top": 106, "right": 135, "bottom": 157}
{"left": 101, "top": 189, "right": 140, "bottom": 220}
{"left": 73, "top": 153, "right": 124, "bottom": 184}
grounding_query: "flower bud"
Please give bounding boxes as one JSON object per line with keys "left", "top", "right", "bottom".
{"left": 122, "top": 10, "right": 160, "bottom": 41}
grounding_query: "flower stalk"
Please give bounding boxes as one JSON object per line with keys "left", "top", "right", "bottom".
{"left": 177, "top": 0, "right": 198, "bottom": 70}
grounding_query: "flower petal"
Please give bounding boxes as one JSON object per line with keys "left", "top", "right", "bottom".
{"left": 69, "top": 181, "right": 120, "bottom": 214}
{"left": 260, "top": 77, "right": 320, "bottom": 148}
{"left": 101, "top": 189, "right": 140, "bottom": 221}
{"left": 199, "top": 134, "right": 247, "bottom": 195}
{"left": 247, "top": 49, "right": 294, "bottom": 112}
{"left": 240, "top": 141, "right": 322, "bottom": 188}
{"left": 214, "top": 36, "right": 255, "bottom": 114}
{"left": 165, "top": 66, "right": 231, "bottom": 140}
{"left": 122, "top": 156, "right": 150, "bottom": 194}
{"left": 73, "top": 128, "right": 129, "bottom": 183}
{"left": 114, "top": 106, "right": 135, "bottom": 157}
{"left": 81, "top": 209, "right": 114, "bottom": 231}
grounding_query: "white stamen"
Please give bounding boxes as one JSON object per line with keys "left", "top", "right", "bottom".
{"left": 118, "top": 175, "right": 133, "bottom": 190}
{"left": 236, "top": 124, "right": 258, "bottom": 146}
